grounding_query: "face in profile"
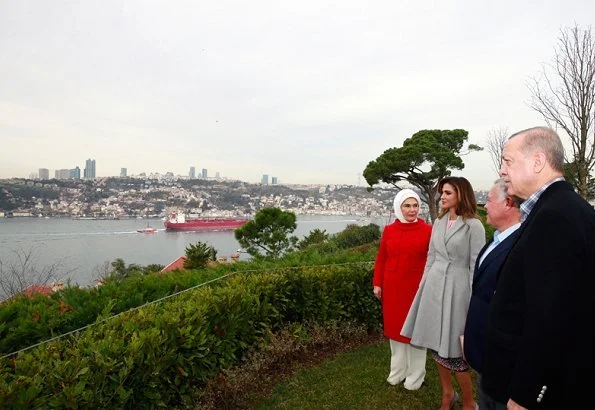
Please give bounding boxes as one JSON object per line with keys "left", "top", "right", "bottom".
{"left": 500, "top": 136, "right": 534, "bottom": 199}
{"left": 400, "top": 197, "right": 419, "bottom": 222}
{"left": 485, "top": 186, "right": 507, "bottom": 228}
{"left": 440, "top": 183, "right": 459, "bottom": 211}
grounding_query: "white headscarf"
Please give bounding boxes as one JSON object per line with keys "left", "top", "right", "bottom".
{"left": 393, "top": 189, "right": 421, "bottom": 223}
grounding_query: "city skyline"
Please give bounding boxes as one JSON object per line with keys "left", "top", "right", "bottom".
{"left": 1, "top": 1, "right": 594, "bottom": 190}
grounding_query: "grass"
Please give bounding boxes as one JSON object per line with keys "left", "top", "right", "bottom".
{"left": 256, "top": 340, "right": 477, "bottom": 410}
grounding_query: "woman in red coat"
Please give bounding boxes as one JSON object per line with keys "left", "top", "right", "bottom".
{"left": 373, "top": 189, "right": 432, "bottom": 390}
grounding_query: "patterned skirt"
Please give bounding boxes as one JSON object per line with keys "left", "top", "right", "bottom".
{"left": 431, "top": 350, "right": 470, "bottom": 372}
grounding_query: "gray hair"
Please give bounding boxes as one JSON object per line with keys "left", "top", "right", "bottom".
{"left": 509, "top": 126, "right": 564, "bottom": 172}
{"left": 493, "top": 178, "right": 522, "bottom": 208}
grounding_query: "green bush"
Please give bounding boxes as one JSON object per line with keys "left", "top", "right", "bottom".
{"left": 332, "top": 223, "right": 381, "bottom": 249}
{"left": 0, "top": 264, "right": 381, "bottom": 408}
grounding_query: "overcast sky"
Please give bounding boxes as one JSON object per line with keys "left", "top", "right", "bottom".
{"left": 1, "top": 0, "right": 593, "bottom": 189}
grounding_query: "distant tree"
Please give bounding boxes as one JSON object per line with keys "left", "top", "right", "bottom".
{"left": 184, "top": 242, "right": 218, "bottom": 270}
{"left": 528, "top": 24, "right": 595, "bottom": 198}
{"left": 298, "top": 228, "right": 329, "bottom": 250}
{"left": 0, "top": 248, "right": 67, "bottom": 300}
{"left": 486, "top": 126, "right": 509, "bottom": 175}
{"left": 564, "top": 160, "right": 595, "bottom": 199}
{"left": 234, "top": 207, "right": 298, "bottom": 259}
{"left": 363, "top": 129, "right": 482, "bottom": 222}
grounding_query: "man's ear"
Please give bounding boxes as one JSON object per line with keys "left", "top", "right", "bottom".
{"left": 533, "top": 152, "right": 546, "bottom": 173}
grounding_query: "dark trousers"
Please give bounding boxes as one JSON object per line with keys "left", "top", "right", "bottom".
{"left": 477, "top": 375, "right": 507, "bottom": 410}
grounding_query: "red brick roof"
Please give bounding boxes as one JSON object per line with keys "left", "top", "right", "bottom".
{"left": 160, "top": 256, "right": 188, "bottom": 273}
{"left": 22, "top": 285, "right": 54, "bottom": 297}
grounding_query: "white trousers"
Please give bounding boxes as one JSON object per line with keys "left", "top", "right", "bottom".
{"left": 386, "top": 339, "right": 427, "bottom": 390}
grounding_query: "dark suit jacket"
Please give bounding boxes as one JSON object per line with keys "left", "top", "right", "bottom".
{"left": 464, "top": 228, "right": 520, "bottom": 374}
{"left": 481, "top": 181, "right": 595, "bottom": 409}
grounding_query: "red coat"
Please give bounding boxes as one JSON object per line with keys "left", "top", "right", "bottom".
{"left": 373, "top": 219, "right": 432, "bottom": 342}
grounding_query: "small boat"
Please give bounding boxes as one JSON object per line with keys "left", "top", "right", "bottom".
{"left": 137, "top": 227, "right": 157, "bottom": 234}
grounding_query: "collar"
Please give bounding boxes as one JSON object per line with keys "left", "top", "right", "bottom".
{"left": 520, "top": 177, "right": 565, "bottom": 222}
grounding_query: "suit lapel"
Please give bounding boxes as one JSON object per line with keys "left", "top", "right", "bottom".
{"left": 473, "top": 229, "right": 521, "bottom": 290}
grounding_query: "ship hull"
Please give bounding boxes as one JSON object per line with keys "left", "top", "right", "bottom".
{"left": 164, "top": 219, "right": 248, "bottom": 231}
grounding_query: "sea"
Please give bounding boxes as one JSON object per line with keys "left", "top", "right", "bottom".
{"left": 0, "top": 215, "right": 389, "bottom": 290}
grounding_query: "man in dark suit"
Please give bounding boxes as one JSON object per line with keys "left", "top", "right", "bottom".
{"left": 463, "top": 178, "right": 521, "bottom": 408}
{"left": 481, "top": 126, "right": 595, "bottom": 409}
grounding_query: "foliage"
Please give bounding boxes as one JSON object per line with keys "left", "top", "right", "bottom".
{"left": 184, "top": 242, "right": 218, "bottom": 270}
{"left": 477, "top": 206, "right": 496, "bottom": 242}
{"left": 298, "top": 228, "right": 330, "bottom": 250}
{"left": 0, "top": 264, "right": 380, "bottom": 408}
{"left": 564, "top": 161, "right": 595, "bottom": 200}
{"left": 332, "top": 224, "right": 381, "bottom": 250}
{"left": 528, "top": 24, "right": 595, "bottom": 199}
{"left": 363, "top": 129, "right": 482, "bottom": 222}
{"left": 234, "top": 207, "right": 298, "bottom": 259}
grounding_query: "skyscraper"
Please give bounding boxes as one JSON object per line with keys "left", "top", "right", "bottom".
{"left": 55, "top": 169, "right": 70, "bottom": 180}
{"left": 261, "top": 174, "right": 269, "bottom": 185}
{"left": 120, "top": 168, "right": 127, "bottom": 177}
{"left": 38, "top": 168, "right": 49, "bottom": 180}
{"left": 84, "top": 159, "right": 96, "bottom": 180}
{"left": 70, "top": 167, "right": 81, "bottom": 180}
{"left": 201, "top": 168, "right": 208, "bottom": 179}
{"left": 271, "top": 176, "right": 278, "bottom": 185}
{"left": 189, "top": 167, "right": 196, "bottom": 179}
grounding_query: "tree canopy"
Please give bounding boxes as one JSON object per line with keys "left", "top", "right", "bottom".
{"left": 234, "top": 207, "right": 298, "bottom": 259}
{"left": 363, "top": 129, "right": 481, "bottom": 222}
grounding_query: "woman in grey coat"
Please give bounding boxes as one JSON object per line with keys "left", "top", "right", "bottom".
{"left": 401, "top": 177, "right": 485, "bottom": 410}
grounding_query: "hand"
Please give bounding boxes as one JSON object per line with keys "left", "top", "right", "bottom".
{"left": 507, "top": 399, "right": 527, "bottom": 410}
{"left": 373, "top": 286, "right": 382, "bottom": 301}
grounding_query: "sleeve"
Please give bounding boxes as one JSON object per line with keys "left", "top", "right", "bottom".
{"left": 373, "top": 227, "right": 389, "bottom": 287}
{"left": 468, "top": 219, "right": 486, "bottom": 289}
{"left": 509, "top": 210, "right": 584, "bottom": 407}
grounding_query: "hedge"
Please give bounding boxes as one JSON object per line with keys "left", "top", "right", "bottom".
{"left": 0, "top": 263, "right": 380, "bottom": 409}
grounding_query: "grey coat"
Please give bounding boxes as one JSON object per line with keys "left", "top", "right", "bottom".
{"left": 401, "top": 215, "right": 485, "bottom": 358}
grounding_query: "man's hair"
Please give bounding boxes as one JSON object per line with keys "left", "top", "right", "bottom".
{"left": 509, "top": 126, "right": 564, "bottom": 172}
{"left": 493, "top": 178, "right": 521, "bottom": 208}
{"left": 438, "top": 176, "right": 479, "bottom": 220}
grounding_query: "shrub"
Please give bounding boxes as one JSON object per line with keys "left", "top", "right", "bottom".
{"left": 0, "top": 264, "right": 381, "bottom": 408}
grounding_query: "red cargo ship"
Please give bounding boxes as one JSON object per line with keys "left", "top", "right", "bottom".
{"left": 164, "top": 212, "right": 249, "bottom": 231}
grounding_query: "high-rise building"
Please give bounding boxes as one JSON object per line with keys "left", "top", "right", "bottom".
{"left": 55, "top": 169, "right": 70, "bottom": 180}
{"left": 70, "top": 167, "right": 81, "bottom": 180}
{"left": 84, "top": 159, "right": 96, "bottom": 180}
{"left": 261, "top": 174, "right": 269, "bottom": 185}
{"left": 38, "top": 168, "right": 49, "bottom": 180}
{"left": 271, "top": 176, "right": 278, "bottom": 185}
{"left": 215, "top": 172, "right": 220, "bottom": 179}
{"left": 120, "top": 168, "right": 127, "bottom": 177}
{"left": 201, "top": 168, "right": 208, "bottom": 179}
{"left": 189, "top": 167, "right": 196, "bottom": 179}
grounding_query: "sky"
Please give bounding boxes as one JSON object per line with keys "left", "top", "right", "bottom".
{"left": 1, "top": 0, "right": 594, "bottom": 190}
